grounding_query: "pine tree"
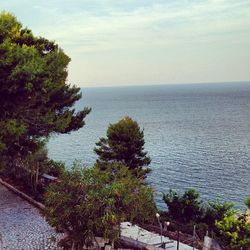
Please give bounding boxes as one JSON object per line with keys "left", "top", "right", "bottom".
{"left": 94, "top": 116, "right": 151, "bottom": 178}
{"left": 0, "top": 12, "right": 90, "bottom": 169}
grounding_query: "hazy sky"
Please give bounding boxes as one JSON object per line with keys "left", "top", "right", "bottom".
{"left": 1, "top": 0, "right": 250, "bottom": 87}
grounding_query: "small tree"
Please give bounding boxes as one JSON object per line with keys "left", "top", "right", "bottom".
{"left": 45, "top": 162, "right": 156, "bottom": 249}
{"left": 163, "top": 188, "right": 203, "bottom": 223}
{"left": 94, "top": 116, "right": 151, "bottom": 178}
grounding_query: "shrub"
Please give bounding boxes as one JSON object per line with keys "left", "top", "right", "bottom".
{"left": 44, "top": 162, "right": 156, "bottom": 248}
{"left": 163, "top": 188, "right": 203, "bottom": 223}
{"left": 203, "top": 201, "right": 234, "bottom": 232}
{"left": 215, "top": 210, "right": 250, "bottom": 249}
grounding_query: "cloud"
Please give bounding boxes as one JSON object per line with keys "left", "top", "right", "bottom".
{"left": 3, "top": 0, "right": 249, "bottom": 52}
{"left": 25, "top": 0, "right": 249, "bottom": 54}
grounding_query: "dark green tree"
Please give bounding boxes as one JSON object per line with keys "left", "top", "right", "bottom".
{"left": 244, "top": 197, "right": 250, "bottom": 210}
{"left": 163, "top": 188, "right": 203, "bottom": 223}
{"left": 0, "top": 12, "right": 90, "bottom": 171}
{"left": 94, "top": 116, "right": 151, "bottom": 178}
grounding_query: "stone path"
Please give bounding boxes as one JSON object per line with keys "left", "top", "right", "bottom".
{"left": 0, "top": 184, "right": 62, "bottom": 250}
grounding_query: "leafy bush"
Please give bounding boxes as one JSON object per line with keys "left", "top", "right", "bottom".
{"left": 203, "top": 201, "right": 234, "bottom": 231}
{"left": 216, "top": 210, "right": 250, "bottom": 249}
{"left": 44, "top": 162, "right": 156, "bottom": 248}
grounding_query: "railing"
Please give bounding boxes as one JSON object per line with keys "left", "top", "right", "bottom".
{"left": 143, "top": 224, "right": 203, "bottom": 249}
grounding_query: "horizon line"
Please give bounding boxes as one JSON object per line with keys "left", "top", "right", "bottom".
{"left": 77, "top": 80, "right": 250, "bottom": 89}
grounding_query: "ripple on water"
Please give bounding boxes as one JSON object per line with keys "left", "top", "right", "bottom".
{"left": 48, "top": 83, "right": 250, "bottom": 210}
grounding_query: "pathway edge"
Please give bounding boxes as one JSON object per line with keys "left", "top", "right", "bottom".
{"left": 0, "top": 177, "right": 45, "bottom": 210}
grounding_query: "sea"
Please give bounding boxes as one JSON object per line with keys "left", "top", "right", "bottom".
{"left": 47, "top": 82, "right": 250, "bottom": 210}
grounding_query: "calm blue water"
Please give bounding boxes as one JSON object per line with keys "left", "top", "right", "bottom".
{"left": 48, "top": 82, "right": 250, "bottom": 210}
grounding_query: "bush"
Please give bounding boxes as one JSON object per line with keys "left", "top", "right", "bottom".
{"left": 44, "top": 162, "right": 156, "bottom": 249}
{"left": 203, "top": 200, "right": 234, "bottom": 232}
{"left": 163, "top": 188, "right": 203, "bottom": 223}
{"left": 162, "top": 189, "right": 250, "bottom": 248}
{"left": 215, "top": 210, "right": 250, "bottom": 249}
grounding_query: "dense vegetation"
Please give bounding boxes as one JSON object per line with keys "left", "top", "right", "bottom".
{"left": 163, "top": 188, "right": 203, "bottom": 223}
{"left": 163, "top": 189, "right": 250, "bottom": 249}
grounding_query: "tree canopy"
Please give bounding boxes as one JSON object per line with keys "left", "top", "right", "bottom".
{"left": 163, "top": 188, "right": 203, "bottom": 223}
{"left": 94, "top": 116, "right": 151, "bottom": 178}
{"left": 0, "top": 12, "right": 90, "bottom": 168}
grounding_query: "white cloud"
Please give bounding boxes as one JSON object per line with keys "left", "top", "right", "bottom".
{"left": 30, "top": 0, "right": 250, "bottom": 54}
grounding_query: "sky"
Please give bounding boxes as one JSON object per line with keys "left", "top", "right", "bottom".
{"left": 1, "top": 0, "right": 250, "bottom": 87}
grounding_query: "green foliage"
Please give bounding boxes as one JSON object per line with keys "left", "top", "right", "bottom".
{"left": 45, "top": 162, "right": 156, "bottom": 248}
{"left": 203, "top": 201, "right": 234, "bottom": 230}
{"left": 0, "top": 12, "right": 90, "bottom": 172}
{"left": 163, "top": 189, "right": 250, "bottom": 249}
{"left": 43, "top": 160, "right": 65, "bottom": 177}
{"left": 244, "top": 197, "right": 250, "bottom": 210}
{"left": 215, "top": 210, "right": 250, "bottom": 249}
{"left": 163, "top": 188, "right": 203, "bottom": 223}
{"left": 94, "top": 116, "right": 151, "bottom": 178}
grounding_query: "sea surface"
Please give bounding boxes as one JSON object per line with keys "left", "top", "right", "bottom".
{"left": 48, "top": 82, "right": 250, "bottom": 209}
